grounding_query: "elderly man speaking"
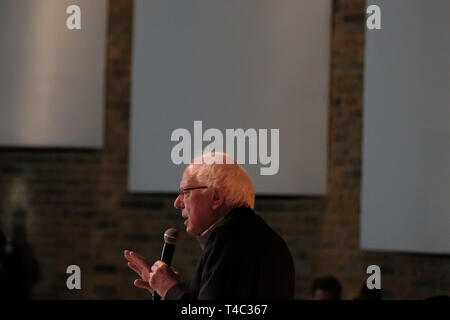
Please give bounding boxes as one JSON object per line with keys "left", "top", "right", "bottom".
{"left": 124, "top": 152, "right": 295, "bottom": 299}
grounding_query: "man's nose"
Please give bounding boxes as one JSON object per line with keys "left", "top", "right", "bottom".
{"left": 174, "top": 195, "right": 184, "bottom": 209}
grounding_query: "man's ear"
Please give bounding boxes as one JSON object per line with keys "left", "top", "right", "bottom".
{"left": 211, "top": 188, "right": 225, "bottom": 210}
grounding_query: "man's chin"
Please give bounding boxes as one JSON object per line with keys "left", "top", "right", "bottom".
{"left": 185, "top": 225, "right": 194, "bottom": 235}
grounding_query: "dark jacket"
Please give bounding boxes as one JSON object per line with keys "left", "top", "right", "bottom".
{"left": 165, "top": 206, "right": 295, "bottom": 300}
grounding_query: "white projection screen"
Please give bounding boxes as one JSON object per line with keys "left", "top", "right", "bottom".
{"left": 0, "top": 0, "right": 107, "bottom": 148}
{"left": 362, "top": 0, "right": 450, "bottom": 254}
{"left": 129, "top": 0, "right": 331, "bottom": 195}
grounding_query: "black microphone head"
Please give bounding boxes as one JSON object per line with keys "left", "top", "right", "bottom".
{"left": 164, "top": 228, "right": 179, "bottom": 245}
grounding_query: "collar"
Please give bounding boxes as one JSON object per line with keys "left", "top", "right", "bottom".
{"left": 199, "top": 215, "right": 225, "bottom": 237}
{"left": 195, "top": 209, "right": 233, "bottom": 250}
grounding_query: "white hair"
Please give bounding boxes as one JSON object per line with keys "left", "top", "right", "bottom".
{"left": 190, "top": 152, "right": 255, "bottom": 209}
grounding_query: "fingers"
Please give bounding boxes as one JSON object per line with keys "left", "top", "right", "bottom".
{"left": 151, "top": 260, "right": 164, "bottom": 273}
{"left": 124, "top": 250, "right": 137, "bottom": 266}
{"left": 124, "top": 250, "right": 141, "bottom": 264}
{"left": 153, "top": 260, "right": 167, "bottom": 268}
{"left": 129, "top": 251, "right": 152, "bottom": 269}
{"left": 125, "top": 252, "right": 180, "bottom": 296}
{"left": 134, "top": 279, "right": 153, "bottom": 293}
{"left": 130, "top": 251, "right": 149, "bottom": 263}
{"left": 150, "top": 262, "right": 178, "bottom": 277}
{"left": 125, "top": 250, "right": 144, "bottom": 275}
{"left": 127, "top": 262, "right": 142, "bottom": 277}
{"left": 124, "top": 250, "right": 152, "bottom": 275}
{"left": 124, "top": 250, "right": 133, "bottom": 260}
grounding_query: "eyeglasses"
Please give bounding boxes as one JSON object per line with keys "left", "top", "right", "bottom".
{"left": 178, "top": 186, "right": 208, "bottom": 200}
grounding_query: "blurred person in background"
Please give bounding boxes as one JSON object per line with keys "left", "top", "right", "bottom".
{"left": 353, "top": 281, "right": 383, "bottom": 300}
{"left": 0, "top": 223, "right": 40, "bottom": 299}
{"left": 311, "top": 275, "right": 342, "bottom": 300}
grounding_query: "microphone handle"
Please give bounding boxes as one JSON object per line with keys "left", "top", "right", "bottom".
{"left": 153, "top": 242, "right": 176, "bottom": 301}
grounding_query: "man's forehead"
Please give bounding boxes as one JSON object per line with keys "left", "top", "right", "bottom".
{"left": 180, "top": 164, "right": 199, "bottom": 187}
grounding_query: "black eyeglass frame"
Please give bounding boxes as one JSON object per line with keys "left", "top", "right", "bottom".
{"left": 178, "top": 186, "right": 208, "bottom": 199}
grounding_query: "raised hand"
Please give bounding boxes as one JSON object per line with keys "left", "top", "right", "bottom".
{"left": 124, "top": 250, "right": 154, "bottom": 293}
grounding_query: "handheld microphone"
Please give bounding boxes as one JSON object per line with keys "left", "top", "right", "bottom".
{"left": 153, "top": 228, "right": 179, "bottom": 301}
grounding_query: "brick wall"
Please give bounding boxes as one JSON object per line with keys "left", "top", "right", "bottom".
{"left": 0, "top": 0, "right": 449, "bottom": 299}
